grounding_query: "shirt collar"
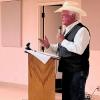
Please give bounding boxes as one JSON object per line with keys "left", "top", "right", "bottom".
{"left": 64, "top": 21, "right": 80, "bottom": 36}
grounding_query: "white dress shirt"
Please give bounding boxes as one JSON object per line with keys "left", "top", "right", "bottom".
{"left": 49, "top": 21, "right": 90, "bottom": 55}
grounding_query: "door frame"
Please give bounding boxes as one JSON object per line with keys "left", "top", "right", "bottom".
{"left": 38, "top": 1, "right": 63, "bottom": 51}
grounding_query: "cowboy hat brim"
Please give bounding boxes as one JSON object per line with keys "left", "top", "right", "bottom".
{"left": 55, "top": 5, "right": 87, "bottom": 16}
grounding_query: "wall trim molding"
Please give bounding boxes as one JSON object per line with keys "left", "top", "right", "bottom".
{"left": 0, "top": 81, "right": 28, "bottom": 89}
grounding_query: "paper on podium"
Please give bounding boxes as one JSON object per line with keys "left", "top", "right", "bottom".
{"left": 25, "top": 49, "right": 59, "bottom": 64}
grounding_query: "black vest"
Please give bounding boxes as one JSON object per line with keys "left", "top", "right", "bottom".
{"left": 58, "top": 23, "right": 90, "bottom": 73}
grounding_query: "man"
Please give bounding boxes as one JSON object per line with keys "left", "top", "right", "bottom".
{"left": 39, "top": 1, "right": 90, "bottom": 100}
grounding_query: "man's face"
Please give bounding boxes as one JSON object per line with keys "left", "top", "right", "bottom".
{"left": 61, "top": 10, "right": 76, "bottom": 26}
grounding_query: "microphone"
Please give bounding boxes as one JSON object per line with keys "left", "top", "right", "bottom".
{"left": 58, "top": 26, "right": 62, "bottom": 35}
{"left": 25, "top": 42, "right": 32, "bottom": 50}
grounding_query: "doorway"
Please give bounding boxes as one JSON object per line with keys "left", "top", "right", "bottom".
{"left": 39, "top": 5, "right": 62, "bottom": 51}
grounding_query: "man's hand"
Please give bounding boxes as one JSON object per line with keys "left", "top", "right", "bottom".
{"left": 38, "top": 36, "right": 50, "bottom": 48}
{"left": 57, "top": 34, "right": 64, "bottom": 43}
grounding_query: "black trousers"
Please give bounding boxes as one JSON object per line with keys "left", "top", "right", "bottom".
{"left": 62, "top": 71, "right": 88, "bottom": 100}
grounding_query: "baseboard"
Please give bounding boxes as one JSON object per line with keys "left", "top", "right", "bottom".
{"left": 0, "top": 81, "right": 28, "bottom": 89}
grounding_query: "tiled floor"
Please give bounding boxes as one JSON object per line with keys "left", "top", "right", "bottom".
{"left": 0, "top": 82, "right": 62, "bottom": 100}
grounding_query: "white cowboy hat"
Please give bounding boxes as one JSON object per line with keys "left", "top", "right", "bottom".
{"left": 55, "top": 1, "right": 87, "bottom": 16}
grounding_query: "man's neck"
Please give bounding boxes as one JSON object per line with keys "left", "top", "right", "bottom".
{"left": 64, "top": 21, "right": 79, "bottom": 36}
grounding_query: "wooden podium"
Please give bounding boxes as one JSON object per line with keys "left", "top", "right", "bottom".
{"left": 28, "top": 52, "right": 56, "bottom": 100}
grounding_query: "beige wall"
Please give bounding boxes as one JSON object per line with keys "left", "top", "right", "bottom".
{"left": 0, "top": 0, "right": 39, "bottom": 85}
{"left": 82, "top": 0, "right": 100, "bottom": 50}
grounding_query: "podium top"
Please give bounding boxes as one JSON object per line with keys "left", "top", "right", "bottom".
{"left": 25, "top": 49, "right": 59, "bottom": 64}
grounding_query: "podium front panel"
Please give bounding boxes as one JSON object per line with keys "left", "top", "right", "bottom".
{"left": 28, "top": 54, "right": 55, "bottom": 100}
